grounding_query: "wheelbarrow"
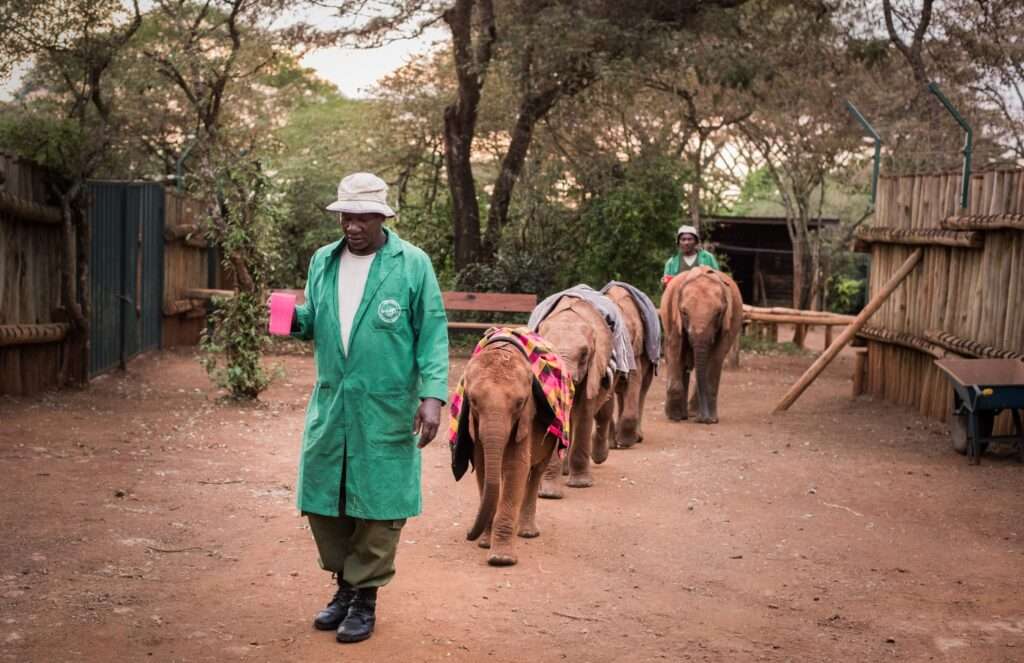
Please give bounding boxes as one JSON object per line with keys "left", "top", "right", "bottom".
{"left": 934, "top": 358, "right": 1024, "bottom": 465}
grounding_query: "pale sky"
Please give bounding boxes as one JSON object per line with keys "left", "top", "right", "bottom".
{"left": 301, "top": 33, "right": 442, "bottom": 98}
{"left": 1, "top": 30, "right": 442, "bottom": 101}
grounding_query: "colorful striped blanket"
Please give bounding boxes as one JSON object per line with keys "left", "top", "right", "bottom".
{"left": 449, "top": 327, "right": 575, "bottom": 480}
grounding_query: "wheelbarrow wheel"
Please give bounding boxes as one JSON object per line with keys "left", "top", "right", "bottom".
{"left": 949, "top": 413, "right": 991, "bottom": 456}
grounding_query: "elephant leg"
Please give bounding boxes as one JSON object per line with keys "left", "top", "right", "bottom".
{"left": 538, "top": 449, "right": 564, "bottom": 500}
{"left": 592, "top": 395, "right": 614, "bottom": 464}
{"left": 635, "top": 362, "right": 655, "bottom": 443}
{"left": 688, "top": 382, "right": 700, "bottom": 418}
{"left": 518, "top": 451, "right": 550, "bottom": 539}
{"left": 663, "top": 364, "right": 688, "bottom": 422}
{"left": 612, "top": 384, "right": 626, "bottom": 449}
{"left": 567, "top": 403, "right": 595, "bottom": 488}
{"left": 705, "top": 337, "right": 732, "bottom": 424}
{"left": 488, "top": 441, "right": 529, "bottom": 567}
{"left": 682, "top": 369, "right": 696, "bottom": 418}
{"left": 616, "top": 372, "right": 643, "bottom": 448}
{"left": 665, "top": 370, "right": 687, "bottom": 421}
{"left": 473, "top": 441, "right": 492, "bottom": 548}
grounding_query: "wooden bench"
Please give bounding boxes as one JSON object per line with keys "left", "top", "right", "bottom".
{"left": 179, "top": 288, "right": 536, "bottom": 332}
{"left": 443, "top": 291, "right": 537, "bottom": 332}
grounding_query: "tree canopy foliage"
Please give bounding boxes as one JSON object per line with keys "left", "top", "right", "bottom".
{"left": 2, "top": 0, "right": 1022, "bottom": 331}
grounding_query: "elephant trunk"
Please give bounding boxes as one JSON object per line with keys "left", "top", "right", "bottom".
{"left": 466, "top": 419, "right": 509, "bottom": 541}
{"left": 693, "top": 340, "right": 712, "bottom": 420}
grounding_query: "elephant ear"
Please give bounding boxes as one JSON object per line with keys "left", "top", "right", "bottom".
{"left": 660, "top": 276, "right": 684, "bottom": 365}
{"left": 572, "top": 301, "right": 613, "bottom": 401}
{"left": 451, "top": 376, "right": 475, "bottom": 482}
{"left": 719, "top": 277, "right": 735, "bottom": 337}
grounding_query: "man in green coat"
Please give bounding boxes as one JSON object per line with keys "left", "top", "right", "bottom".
{"left": 287, "top": 172, "right": 449, "bottom": 644}
{"left": 662, "top": 224, "right": 720, "bottom": 286}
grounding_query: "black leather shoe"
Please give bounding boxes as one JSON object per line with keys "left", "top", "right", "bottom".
{"left": 336, "top": 588, "right": 377, "bottom": 643}
{"left": 313, "top": 581, "right": 356, "bottom": 631}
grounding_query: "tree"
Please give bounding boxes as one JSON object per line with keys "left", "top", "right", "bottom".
{"left": 0, "top": 0, "right": 142, "bottom": 385}
{"left": 857, "top": 0, "right": 1013, "bottom": 174}
{"left": 131, "top": 0, "right": 326, "bottom": 398}
{"left": 328, "top": 0, "right": 749, "bottom": 272}
{"left": 900, "top": 0, "right": 1024, "bottom": 161}
{"left": 642, "top": 14, "right": 755, "bottom": 231}
{"left": 736, "top": 1, "right": 864, "bottom": 344}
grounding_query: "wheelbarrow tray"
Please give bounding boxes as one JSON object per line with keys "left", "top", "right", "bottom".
{"left": 934, "top": 358, "right": 1024, "bottom": 463}
{"left": 935, "top": 358, "right": 1024, "bottom": 410}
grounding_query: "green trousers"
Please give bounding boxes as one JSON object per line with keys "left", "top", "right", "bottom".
{"left": 307, "top": 513, "right": 406, "bottom": 588}
{"left": 305, "top": 462, "right": 406, "bottom": 588}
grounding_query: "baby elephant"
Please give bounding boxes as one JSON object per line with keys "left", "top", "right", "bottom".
{"left": 661, "top": 267, "right": 743, "bottom": 424}
{"left": 456, "top": 341, "right": 561, "bottom": 566}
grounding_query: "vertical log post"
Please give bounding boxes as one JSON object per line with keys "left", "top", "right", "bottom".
{"left": 852, "top": 348, "right": 867, "bottom": 397}
{"left": 774, "top": 249, "right": 923, "bottom": 413}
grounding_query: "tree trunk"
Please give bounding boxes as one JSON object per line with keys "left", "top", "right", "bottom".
{"left": 59, "top": 182, "right": 90, "bottom": 386}
{"left": 444, "top": 104, "right": 483, "bottom": 270}
{"left": 688, "top": 135, "right": 705, "bottom": 230}
{"left": 791, "top": 234, "right": 808, "bottom": 348}
{"left": 442, "top": 0, "right": 494, "bottom": 273}
{"left": 482, "top": 86, "right": 561, "bottom": 261}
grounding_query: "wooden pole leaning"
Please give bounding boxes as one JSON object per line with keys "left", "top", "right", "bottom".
{"left": 773, "top": 249, "right": 924, "bottom": 413}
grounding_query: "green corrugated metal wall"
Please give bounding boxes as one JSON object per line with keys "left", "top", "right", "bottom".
{"left": 87, "top": 182, "right": 164, "bottom": 376}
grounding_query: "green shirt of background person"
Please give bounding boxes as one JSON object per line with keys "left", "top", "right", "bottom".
{"left": 663, "top": 224, "right": 720, "bottom": 282}
{"left": 287, "top": 172, "right": 449, "bottom": 644}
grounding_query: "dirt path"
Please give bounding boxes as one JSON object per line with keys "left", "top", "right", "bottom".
{"left": 2, "top": 347, "right": 1023, "bottom": 662}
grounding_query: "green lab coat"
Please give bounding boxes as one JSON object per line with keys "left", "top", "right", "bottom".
{"left": 291, "top": 229, "right": 449, "bottom": 520}
{"left": 663, "top": 249, "right": 720, "bottom": 276}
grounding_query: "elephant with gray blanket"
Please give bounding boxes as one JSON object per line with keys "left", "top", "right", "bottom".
{"left": 528, "top": 285, "right": 633, "bottom": 496}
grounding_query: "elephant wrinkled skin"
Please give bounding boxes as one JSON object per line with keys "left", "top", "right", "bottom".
{"left": 461, "top": 343, "right": 558, "bottom": 566}
{"left": 660, "top": 267, "right": 743, "bottom": 424}
{"left": 536, "top": 298, "right": 617, "bottom": 498}
{"left": 601, "top": 284, "right": 655, "bottom": 452}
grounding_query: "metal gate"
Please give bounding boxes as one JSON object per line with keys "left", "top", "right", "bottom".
{"left": 88, "top": 182, "right": 164, "bottom": 376}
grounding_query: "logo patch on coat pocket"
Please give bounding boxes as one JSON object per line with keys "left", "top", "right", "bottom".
{"left": 377, "top": 299, "right": 402, "bottom": 324}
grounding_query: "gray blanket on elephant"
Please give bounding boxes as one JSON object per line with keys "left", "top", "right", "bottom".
{"left": 600, "top": 280, "right": 661, "bottom": 367}
{"left": 528, "top": 284, "right": 635, "bottom": 374}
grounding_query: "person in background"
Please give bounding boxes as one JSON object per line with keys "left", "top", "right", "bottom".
{"left": 662, "top": 224, "right": 720, "bottom": 286}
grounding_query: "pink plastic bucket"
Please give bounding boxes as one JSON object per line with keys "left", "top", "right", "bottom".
{"left": 268, "top": 292, "right": 297, "bottom": 336}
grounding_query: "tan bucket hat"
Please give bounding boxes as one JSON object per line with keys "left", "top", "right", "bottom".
{"left": 675, "top": 225, "right": 700, "bottom": 240}
{"left": 326, "top": 172, "right": 396, "bottom": 217}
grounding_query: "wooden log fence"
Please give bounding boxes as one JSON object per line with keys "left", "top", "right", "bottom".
{"left": 1, "top": 153, "right": 73, "bottom": 394}
{"left": 774, "top": 248, "right": 923, "bottom": 413}
{"left": 854, "top": 227, "right": 983, "bottom": 249}
{"left": 942, "top": 214, "right": 1024, "bottom": 231}
{"left": 741, "top": 305, "right": 851, "bottom": 351}
{"left": 924, "top": 330, "right": 1024, "bottom": 361}
{"left": 184, "top": 288, "right": 234, "bottom": 300}
{"left": 163, "top": 223, "right": 208, "bottom": 248}
{"left": 856, "top": 325, "right": 946, "bottom": 359}
{"left": 162, "top": 189, "right": 217, "bottom": 346}
{"left": 852, "top": 348, "right": 867, "bottom": 397}
{"left": 860, "top": 168, "right": 1024, "bottom": 432}
{"left": 0, "top": 323, "right": 71, "bottom": 347}
{"left": 743, "top": 309, "right": 854, "bottom": 326}
{"left": 162, "top": 299, "right": 201, "bottom": 316}
{"left": 0, "top": 191, "right": 63, "bottom": 225}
